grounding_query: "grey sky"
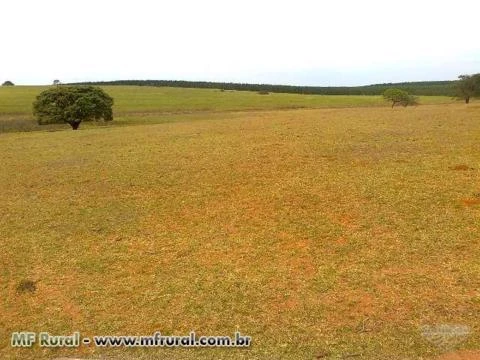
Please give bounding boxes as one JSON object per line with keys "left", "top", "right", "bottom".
{"left": 2, "top": 0, "right": 479, "bottom": 86}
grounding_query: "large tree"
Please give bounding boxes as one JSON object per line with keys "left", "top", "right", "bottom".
{"left": 33, "top": 86, "right": 113, "bottom": 130}
{"left": 2, "top": 80, "right": 14, "bottom": 86}
{"left": 457, "top": 74, "right": 480, "bottom": 104}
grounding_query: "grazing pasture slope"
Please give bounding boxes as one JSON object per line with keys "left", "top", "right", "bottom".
{"left": 0, "top": 86, "right": 479, "bottom": 359}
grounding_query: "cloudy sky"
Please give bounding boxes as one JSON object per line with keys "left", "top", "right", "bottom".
{"left": 2, "top": 0, "right": 479, "bottom": 86}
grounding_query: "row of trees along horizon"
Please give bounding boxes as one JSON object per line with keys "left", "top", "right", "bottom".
{"left": 3, "top": 75, "right": 480, "bottom": 99}
{"left": 68, "top": 79, "right": 458, "bottom": 96}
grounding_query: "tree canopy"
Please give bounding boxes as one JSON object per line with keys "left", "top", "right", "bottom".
{"left": 382, "top": 88, "right": 418, "bottom": 107}
{"left": 457, "top": 74, "right": 480, "bottom": 104}
{"left": 2, "top": 80, "right": 14, "bottom": 86}
{"left": 33, "top": 86, "right": 114, "bottom": 130}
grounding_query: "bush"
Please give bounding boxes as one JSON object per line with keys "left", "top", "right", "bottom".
{"left": 404, "top": 94, "right": 418, "bottom": 106}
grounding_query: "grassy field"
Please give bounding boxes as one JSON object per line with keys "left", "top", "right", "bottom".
{"left": 1, "top": 87, "right": 479, "bottom": 359}
{"left": 0, "top": 85, "right": 457, "bottom": 133}
{"left": 0, "top": 85, "right": 455, "bottom": 119}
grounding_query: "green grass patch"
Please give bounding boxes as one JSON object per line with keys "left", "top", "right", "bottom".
{"left": 1, "top": 85, "right": 456, "bottom": 116}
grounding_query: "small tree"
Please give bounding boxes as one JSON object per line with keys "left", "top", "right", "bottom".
{"left": 2, "top": 80, "right": 14, "bottom": 86}
{"left": 457, "top": 74, "right": 480, "bottom": 104}
{"left": 383, "top": 88, "right": 417, "bottom": 107}
{"left": 53, "top": 79, "right": 61, "bottom": 86}
{"left": 33, "top": 86, "right": 113, "bottom": 130}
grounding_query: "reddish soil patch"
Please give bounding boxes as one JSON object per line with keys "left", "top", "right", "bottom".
{"left": 462, "top": 198, "right": 480, "bottom": 206}
{"left": 335, "top": 236, "right": 348, "bottom": 245}
{"left": 451, "top": 165, "right": 474, "bottom": 171}
{"left": 435, "top": 350, "right": 480, "bottom": 360}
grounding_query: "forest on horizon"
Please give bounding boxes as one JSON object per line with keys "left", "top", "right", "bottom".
{"left": 69, "top": 79, "right": 458, "bottom": 97}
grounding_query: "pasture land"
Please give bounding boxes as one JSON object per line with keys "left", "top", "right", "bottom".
{"left": 0, "top": 87, "right": 479, "bottom": 359}
{"left": 0, "top": 85, "right": 455, "bottom": 132}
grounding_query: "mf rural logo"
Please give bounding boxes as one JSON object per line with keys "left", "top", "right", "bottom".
{"left": 420, "top": 324, "right": 471, "bottom": 351}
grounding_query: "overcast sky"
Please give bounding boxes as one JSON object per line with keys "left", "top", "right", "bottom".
{"left": 2, "top": 0, "right": 479, "bottom": 86}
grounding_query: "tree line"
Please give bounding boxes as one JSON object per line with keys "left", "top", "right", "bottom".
{"left": 25, "top": 73, "right": 480, "bottom": 131}
{"left": 68, "top": 79, "right": 458, "bottom": 96}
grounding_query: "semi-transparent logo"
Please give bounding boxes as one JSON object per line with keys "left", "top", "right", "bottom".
{"left": 420, "top": 324, "right": 471, "bottom": 350}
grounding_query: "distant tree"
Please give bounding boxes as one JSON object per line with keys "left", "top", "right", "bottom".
{"left": 53, "top": 79, "right": 61, "bottom": 86}
{"left": 383, "top": 88, "right": 418, "bottom": 107}
{"left": 33, "top": 86, "right": 113, "bottom": 130}
{"left": 456, "top": 74, "right": 480, "bottom": 104}
{"left": 2, "top": 80, "right": 14, "bottom": 86}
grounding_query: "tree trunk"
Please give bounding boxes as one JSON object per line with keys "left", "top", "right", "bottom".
{"left": 466, "top": 96, "right": 470, "bottom": 104}
{"left": 67, "top": 120, "right": 81, "bottom": 130}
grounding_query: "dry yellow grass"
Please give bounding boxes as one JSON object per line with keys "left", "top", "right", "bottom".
{"left": 1, "top": 104, "right": 480, "bottom": 359}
